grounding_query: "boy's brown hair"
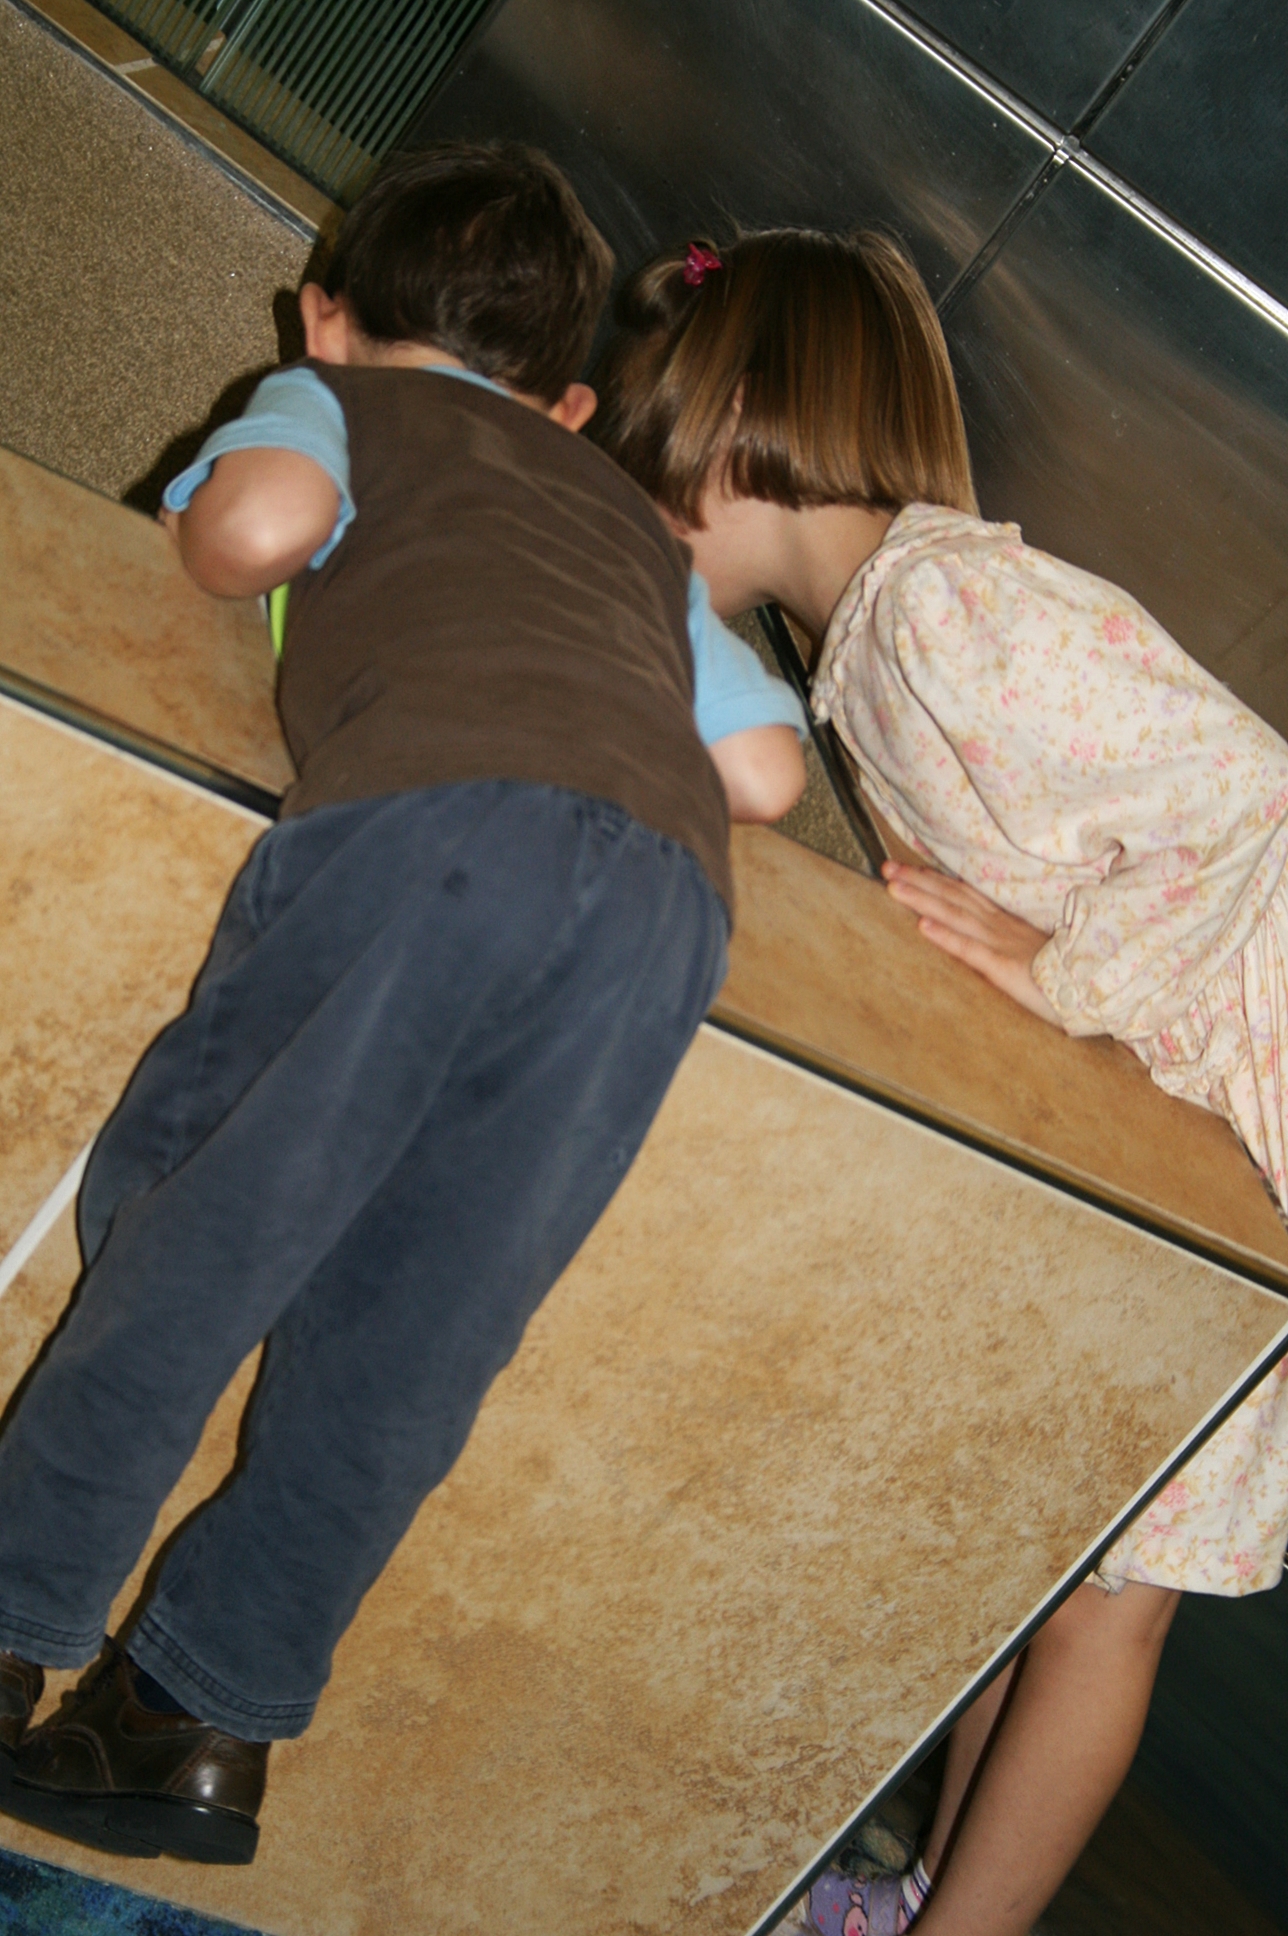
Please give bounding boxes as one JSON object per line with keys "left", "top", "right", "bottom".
{"left": 591, "top": 228, "right": 977, "bottom": 523}
{"left": 323, "top": 142, "right": 613, "bottom": 402}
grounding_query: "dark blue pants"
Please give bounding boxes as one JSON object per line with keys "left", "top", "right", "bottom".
{"left": 0, "top": 783, "right": 727, "bottom": 1738}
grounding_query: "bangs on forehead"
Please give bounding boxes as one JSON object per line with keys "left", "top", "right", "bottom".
{"left": 590, "top": 229, "right": 977, "bottom": 528}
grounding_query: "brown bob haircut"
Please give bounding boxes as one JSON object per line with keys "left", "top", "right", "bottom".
{"left": 324, "top": 142, "right": 613, "bottom": 403}
{"left": 591, "top": 227, "right": 977, "bottom": 523}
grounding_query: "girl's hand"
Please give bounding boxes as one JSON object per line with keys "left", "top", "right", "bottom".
{"left": 882, "top": 861, "right": 1061, "bottom": 1026}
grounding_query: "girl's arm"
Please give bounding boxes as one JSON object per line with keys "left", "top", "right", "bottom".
{"left": 883, "top": 862, "right": 1060, "bottom": 1024}
{"left": 167, "top": 448, "right": 341, "bottom": 598}
{"left": 823, "top": 531, "right": 1288, "bottom": 1042}
{"left": 709, "top": 723, "right": 806, "bottom": 824}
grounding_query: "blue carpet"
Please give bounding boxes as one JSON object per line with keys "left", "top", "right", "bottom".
{"left": 0, "top": 1846, "right": 267, "bottom": 1935}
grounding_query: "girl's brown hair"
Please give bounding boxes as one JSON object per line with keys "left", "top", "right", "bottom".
{"left": 590, "top": 228, "right": 977, "bottom": 524}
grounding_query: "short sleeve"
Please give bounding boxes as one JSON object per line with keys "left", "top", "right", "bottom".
{"left": 161, "top": 368, "right": 355, "bottom": 569}
{"left": 687, "top": 574, "right": 807, "bottom": 746}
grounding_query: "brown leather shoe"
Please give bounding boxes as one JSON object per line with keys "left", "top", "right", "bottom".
{"left": 3, "top": 1646, "right": 268, "bottom": 1863}
{"left": 0, "top": 1651, "right": 45, "bottom": 1792}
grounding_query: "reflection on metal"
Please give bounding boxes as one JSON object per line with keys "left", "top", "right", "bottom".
{"left": 89, "top": 0, "right": 493, "bottom": 201}
{"left": 1067, "top": 153, "right": 1288, "bottom": 339}
{"left": 946, "top": 162, "right": 1288, "bottom": 734}
{"left": 408, "top": 0, "right": 1053, "bottom": 297}
{"left": 1088, "top": 0, "right": 1288, "bottom": 308}
{"left": 889, "top": 0, "right": 1171, "bottom": 127}
{"left": 417, "top": 0, "right": 1288, "bottom": 746}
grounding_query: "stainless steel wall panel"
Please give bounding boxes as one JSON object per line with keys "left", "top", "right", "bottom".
{"left": 893, "top": 0, "right": 1170, "bottom": 127}
{"left": 409, "top": 0, "right": 1053, "bottom": 298}
{"left": 944, "top": 160, "right": 1288, "bottom": 736}
{"left": 1088, "top": 0, "right": 1288, "bottom": 308}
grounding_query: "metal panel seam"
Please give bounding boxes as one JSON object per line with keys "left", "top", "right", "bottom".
{"left": 856, "top": 0, "right": 1286, "bottom": 342}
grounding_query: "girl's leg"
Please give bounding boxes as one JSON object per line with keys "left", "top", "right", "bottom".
{"left": 919, "top": 1663, "right": 1017, "bottom": 1880}
{"left": 915, "top": 1580, "right": 1179, "bottom": 1936}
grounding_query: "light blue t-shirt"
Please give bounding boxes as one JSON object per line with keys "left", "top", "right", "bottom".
{"left": 163, "top": 366, "right": 807, "bottom": 750}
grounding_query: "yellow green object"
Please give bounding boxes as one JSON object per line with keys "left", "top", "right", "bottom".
{"left": 269, "top": 582, "right": 290, "bottom": 660}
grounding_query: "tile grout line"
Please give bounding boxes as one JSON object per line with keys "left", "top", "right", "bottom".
{"left": 0, "top": 1141, "right": 93, "bottom": 1303}
{"left": 745, "top": 1299, "right": 1288, "bottom": 1936}
{"left": 706, "top": 1022, "right": 1288, "bottom": 1297}
{"left": 0, "top": 690, "right": 275, "bottom": 826}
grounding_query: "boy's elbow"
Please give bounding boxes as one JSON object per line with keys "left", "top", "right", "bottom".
{"left": 175, "top": 451, "right": 339, "bottom": 597}
{"left": 711, "top": 726, "right": 807, "bottom": 825}
{"left": 738, "top": 753, "right": 807, "bottom": 824}
{"left": 179, "top": 506, "right": 288, "bottom": 596}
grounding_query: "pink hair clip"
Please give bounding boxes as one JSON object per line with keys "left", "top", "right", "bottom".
{"left": 683, "top": 242, "right": 723, "bottom": 287}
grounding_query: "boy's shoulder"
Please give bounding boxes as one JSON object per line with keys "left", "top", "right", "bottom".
{"left": 308, "top": 358, "right": 686, "bottom": 566}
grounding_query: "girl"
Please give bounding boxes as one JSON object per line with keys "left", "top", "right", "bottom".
{"left": 591, "top": 230, "right": 1288, "bottom": 1936}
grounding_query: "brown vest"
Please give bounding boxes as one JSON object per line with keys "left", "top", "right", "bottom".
{"left": 277, "top": 362, "right": 732, "bottom": 914}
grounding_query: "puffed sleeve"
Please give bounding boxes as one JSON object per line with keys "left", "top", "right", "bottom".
{"left": 823, "top": 521, "right": 1288, "bottom": 1041}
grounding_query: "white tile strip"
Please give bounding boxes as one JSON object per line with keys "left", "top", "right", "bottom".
{"left": 0, "top": 1141, "right": 93, "bottom": 1304}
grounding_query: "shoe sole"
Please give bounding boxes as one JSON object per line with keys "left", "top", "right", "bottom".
{"left": 4, "top": 1778, "right": 258, "bottom": 1864}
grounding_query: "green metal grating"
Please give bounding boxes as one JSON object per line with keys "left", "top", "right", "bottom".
{"left": 91, "top": 0, "right": 495, "bottom": 204}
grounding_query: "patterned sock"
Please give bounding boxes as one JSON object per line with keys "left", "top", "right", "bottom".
{"left": 901, "top": 1861, "right": 933, "bottom": 1925}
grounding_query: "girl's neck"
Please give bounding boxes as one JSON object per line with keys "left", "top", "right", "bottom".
{"left": 678, "top": 489, "right": 897, "bottom": 641}
{"left": 771, "top": 501, "right": 897, "bottom": 641}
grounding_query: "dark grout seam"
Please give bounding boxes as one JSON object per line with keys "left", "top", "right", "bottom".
{"left": 743, "top": 1306, "right": 1288, "bottom": 1936}
{"left": 855, "top": 0, "right": 1232, "bottom": 327}
{"left": 935, "top": 147, "right": 1066, "bottom": 322}
{"left": 707, "top": 1010, "right": 1288, "bottom": 1299}
{"left": 0, "top": 666, "right": 281, "bottom": 820}
{"left": 1066, "top": 0, "right": 1193, "bottom": 143}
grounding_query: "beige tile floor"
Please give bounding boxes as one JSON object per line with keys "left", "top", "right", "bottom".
{"left": 720, "top": 824, "right": 1288, "bottom": 1284}
{"left": 2, "top": 691, "right": 1287, "bottom": 1932}
{"left": 0, "top": 695, "right": 262, "bottom": 1258}
{"left": 2, "top": 13, "right": 1284, "bottom": 1931}
{"left": 0, "top": 445, "right": 292, "bottom": 796}
{"left": 5, "top": 417, "right": 1282, "bottom": 1291}
{"left": 1, "top": 1018, "right": 1285, "bottom": 1934}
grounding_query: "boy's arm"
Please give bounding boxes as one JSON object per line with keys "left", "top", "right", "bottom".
{"left": 169, "top": 449, "right": 340, "bottom": 598}
{"left": 709, "top": 725, "right": 806, "bottom": 824}
{"left": 160, "top": 367, "right": 354, "bottom": 599}
{"left": 688, "top": 573, "right": 808, "bottom": 824}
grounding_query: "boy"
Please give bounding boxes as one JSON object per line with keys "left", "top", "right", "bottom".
{"left": 0, "top": 143, "right": 805, "bottom": 1863}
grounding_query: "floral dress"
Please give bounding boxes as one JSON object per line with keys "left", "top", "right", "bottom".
{"left": 813, "top": 503, "right": 1288, "bottom": 1595}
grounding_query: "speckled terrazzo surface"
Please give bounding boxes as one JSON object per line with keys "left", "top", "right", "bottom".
{"left": 0, "top": 0, "right": 311, "bottom": 506}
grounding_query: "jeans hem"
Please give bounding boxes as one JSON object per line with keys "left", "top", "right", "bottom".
{"left": 0, "top": 1608, "right": 104, "bottom": 1670}
{"left": 130, "top": 1617, "right": 316, "bottom": 1742}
